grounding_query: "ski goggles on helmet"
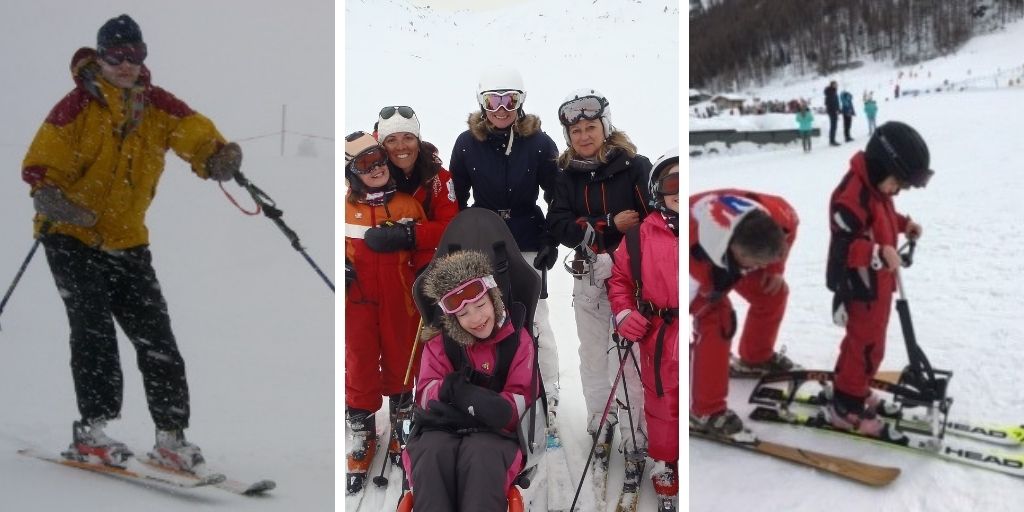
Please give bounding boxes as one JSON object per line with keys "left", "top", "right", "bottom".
{"left": 654, "top": 172, "right": 679, "bottom": 196}
{"left": 98, "top": 43, "right": 148, "bottom": 66}
{"left": 557, "top": 95, "right": 608, "bottom": 126}
{"left": 379, "top": 106, "right": 416, "bottom": 120}
{"left": 348, "top": 146, "right": 389, "bottom": 175}
{"left": 438, "top": 275, "right": 498, "bottom": 314}
{"left": 479, "top": 91, "right": 523, "bottom": 112}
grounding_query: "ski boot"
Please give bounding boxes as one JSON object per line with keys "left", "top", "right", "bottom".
{"left": 730, "top": 348, "right": 800, "bottom": 378}
{"left": 589, "top": 413, "right": 618, "bottom": 507}
{"left": 62, "top": 420, "right": 133, "bottom": 468}
{"left": 346, "top": 408, "right": 378, "bottom": 496}
{"left": 651, "top": 460, "right": 678, "bottom": 511}
{"left": 825, "top": 389, "right": 907, "bottom": 442}
{"left": 689, "top": 408, "right": 745, "bottom": 439}
{"left": 148, "top": 428, "right": 205, "bottom": 472}
{"left": 387, "top": 393, "right": 412, "bottom": 467}
{"left": 614, "top": 448, "right": 647, "bottom": 511}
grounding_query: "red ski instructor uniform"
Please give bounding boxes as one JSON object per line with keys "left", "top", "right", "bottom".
{"left": 689, "top": 190, "right": 798, "bottom": 416}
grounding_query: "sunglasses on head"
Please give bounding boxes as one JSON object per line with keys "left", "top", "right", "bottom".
{"left": 480, "top": 91, "right": 523, "bottom": 112}
{"left": 655, "top": 172, "right": 679, "bottom": 196}
{"left": 439, "top": 275, "right": 497, "bottom": 315}
{"left": 99, "top": 43, "right": 148, "bottom": 66}
{"left": 349, "top": 146, "right": 389, "bottom": 175}
{"left": 558, "top": 95, "right": 607, "bottom": 126}
{"left": 379, "top": 106, "right": 416, "bottom": 120}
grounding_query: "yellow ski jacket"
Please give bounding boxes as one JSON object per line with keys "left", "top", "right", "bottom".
{"left": 23, "top": 47, "right": 227, "bottom": 250}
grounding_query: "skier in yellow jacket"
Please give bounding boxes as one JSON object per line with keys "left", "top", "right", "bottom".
{"left": 21, "top": 14, "right": 242, "bottom": 471}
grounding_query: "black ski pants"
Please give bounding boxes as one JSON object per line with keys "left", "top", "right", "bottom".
{"left": 406, "top": 429, "right": 519, "bottom": 511}
{"left": 843, "top": 114, "right": 853, "bottom": 141}
{"left": 828, "top": 111, "right": 838, "bottom": 143}
{"left": 42, "top": 234, "right": 190, "bottom": 430}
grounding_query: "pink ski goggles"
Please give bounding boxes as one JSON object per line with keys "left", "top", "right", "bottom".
{"left": 439, "top": 275, "right": 498, "bottom": 314}
{"left": 480, "top": 91, "right": 523, "bottom": 112}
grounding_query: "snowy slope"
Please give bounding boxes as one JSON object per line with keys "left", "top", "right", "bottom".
{"left": 0, "top": 1, "right": 333, "bottom": 510}
{"left": 344, "top": 0, "right": 679, "bottom": 510}
{"left": 690, "top": 17, "right": 1024, "bottom": 512}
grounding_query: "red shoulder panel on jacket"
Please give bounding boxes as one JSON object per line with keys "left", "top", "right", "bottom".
{"left": 147, "top": 86, "right": 195, "bottom": 118}
{"left": 45, "top": 89, "right": 93, "bottom": 127}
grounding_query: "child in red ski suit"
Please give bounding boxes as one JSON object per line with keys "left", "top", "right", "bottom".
{"left": 608, "top": 148, "right": 680, "bottom": 502}
{"left": 688, "top": 189, "right": 799, "bottom": 435}
{"left": 344, "top": 132, "right": 432, "bottom": 492}
{"left": 826, "top": 121, "right": 932, "bottom": 438}
{"left": 402, "top": 250, "right": 536, "bottom": 511}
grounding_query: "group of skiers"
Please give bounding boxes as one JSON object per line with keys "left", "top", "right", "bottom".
{"left": 689, "top": 120, "right": 934, "bottom": 441}
{"left": 344, "top": 68, "right": 680, "bottom": 509}
{"left": 822, "top": 80, "right": 881, "bottom": 148}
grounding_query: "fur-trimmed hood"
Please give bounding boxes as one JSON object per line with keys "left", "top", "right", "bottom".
{"left": 421, "top": 251, "right": 506, "bottom": 346}
{"left": 467, "top": 111, "right": 542, "bottom": 142}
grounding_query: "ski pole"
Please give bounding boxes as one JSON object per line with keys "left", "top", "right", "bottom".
{"left": 616, "top": 337, "right": 643, "bottom": 456}
{"left": 0, "top": 222, "right": 50, "bottom": 332}
{"left": 539, "top": 268, "right": 548, "bottom": 300}
{"left": 231, "top": 170, "right": 335, "bottom": 293}
{"left": 569, "top": 344, "right": 631, "bottom": 512}
{"left": 403, "top": 318, "right": 425, "bottom": 387}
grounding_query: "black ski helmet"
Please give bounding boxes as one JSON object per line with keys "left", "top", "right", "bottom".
{"left": 865, "top": 121, "right": 934, "bottom": 188}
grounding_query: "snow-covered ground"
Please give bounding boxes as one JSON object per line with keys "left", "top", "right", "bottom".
{"left": 690, "top": 16, "right": 1024, "bottom": 512}
{"left": 0, "top": 2, "right": 333, "bottom": 510}
{"left": 345, "top": 0, "right": 679, "bottom": 510}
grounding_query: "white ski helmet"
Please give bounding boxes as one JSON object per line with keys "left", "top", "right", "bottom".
{"left": 476, "top": 67, "right": 526, "bottom": 110}
{"left": 649, "top": 147, "right": 680, "bottom": 208}
{"left": 558, "top": 88, "right": 614, "bottom": 145}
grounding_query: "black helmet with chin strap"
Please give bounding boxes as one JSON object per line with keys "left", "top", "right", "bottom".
{"left": 865, "top": 121, "right": 934, "bottom": 188}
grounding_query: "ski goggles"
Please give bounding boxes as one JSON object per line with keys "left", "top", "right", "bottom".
{"left": 438, "top": 275, "right": 497, "bottom": 314}
{"left": 379, "top": 106, "right": 416, "bottom": 120}
{"left": 557, "top": 95, "right": 608, "bottom": 126}
{"left": 348, "top": 146, "right": 389, "bottom": 175}
{"left": 654, "top": 172, "right": 679, "bottom": 196}
{"left": 479, "top": 91, "right": 523, "bottom": 112}
{"left": 98, "top": 43, "right": 148, "bottom": 66}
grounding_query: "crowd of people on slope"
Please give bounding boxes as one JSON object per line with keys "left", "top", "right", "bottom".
{"left": 689, "top": 121, "right": 934, "bottom": 442}
{"left": 343, "top": 68, "right": 680, "bottom": 510}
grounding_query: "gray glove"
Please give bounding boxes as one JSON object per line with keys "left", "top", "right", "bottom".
{"left": 32, "top": 186, "right": 97, "bottom": 227}
{"left": 206, "top": 142, "right": 242, "bottom": 181}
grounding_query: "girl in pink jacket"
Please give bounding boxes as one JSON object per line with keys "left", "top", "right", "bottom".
{"left": 402, "top": 250, "right": 536, "bottom": 511}
{"left": 607, "top": 148, "right": 680, "bottom": 505}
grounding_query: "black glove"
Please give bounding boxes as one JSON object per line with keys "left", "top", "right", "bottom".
{"left": 206, "top": 142, "right": 242, "bottom": 182}
{"left": 364, "top": 222, "right": 415, "bottom": 252}
{"left": 438, "top": 369, "right": 513, "bottom": 430}
{"left": 417, "top": 400, "right": 483, "bottom": 431}
{"left": 533, "top": 244, "right": 559, "bottom": 271}
{"left": 345, "top": 259, "right": 356, "bottom": 288}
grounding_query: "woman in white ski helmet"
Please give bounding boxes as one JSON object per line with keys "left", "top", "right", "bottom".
{"left": 448, "top": 67, "right": 563, "bottom": 410}
{"left": 547, "top": 87, "right": 653, "bottom": 477}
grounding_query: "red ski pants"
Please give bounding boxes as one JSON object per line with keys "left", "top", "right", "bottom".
{"left": 690, "top": 272, "right": 787, "bottom": 416}
{"left": 345, "top": 275, "right": 421, "bottom": 413}
{"left": 834, "top": 286, "right": 893, "bottom": 399}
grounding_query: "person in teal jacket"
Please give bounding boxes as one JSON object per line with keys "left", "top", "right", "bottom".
{"left": 863, "top": 93, "right": 878, "bottom": 135}
{"left": 795, "top": 103, "right": 814, "bottom": 153}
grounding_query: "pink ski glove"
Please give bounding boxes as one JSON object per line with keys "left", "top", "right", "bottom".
{"left": 616, "top": 310, "right": 651, "bottom": 342}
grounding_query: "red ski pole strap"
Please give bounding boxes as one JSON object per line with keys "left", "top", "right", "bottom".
{"left": 219, "top": 181, "right": 262, "bottom": 216}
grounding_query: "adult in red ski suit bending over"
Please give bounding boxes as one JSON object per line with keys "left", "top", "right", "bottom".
{"left": 688, "top": 190, "right": 799, "bottom": 436}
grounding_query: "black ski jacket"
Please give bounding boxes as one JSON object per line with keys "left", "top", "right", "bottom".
{"left": 548, "top": 149, "right": 653, "bottom": 254}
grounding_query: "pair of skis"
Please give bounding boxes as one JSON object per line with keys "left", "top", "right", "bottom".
{"left": 18, "top": 448, "right": 275, "bottom": 495}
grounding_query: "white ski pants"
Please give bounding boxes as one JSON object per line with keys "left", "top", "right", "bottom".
{"left": 521, "top": 251, "right": 561, "bottom": 400}
{"left": 572, "top": 275, "right": 647, "bottom": 452}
